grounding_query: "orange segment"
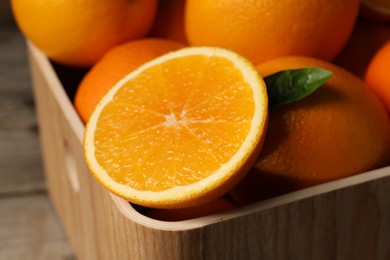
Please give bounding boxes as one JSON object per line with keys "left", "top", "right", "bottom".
{"left": 136, "top": 125, "right": 222, "bottom": 190}
{"left": 186, "top": 122, "right": 251, "bottom": 163}
{"left": 84, "top": 47, "right": 268, "bottom": 208}
{"left": 162, "top": 54, "right": 208, "bottom": 115}
{"left": 114, "top": 65, "right": 171, "bottom": 115}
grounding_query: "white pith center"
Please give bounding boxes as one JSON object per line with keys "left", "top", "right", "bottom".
{"left": 163, "top": 111, "right": 182, "bottom": 127}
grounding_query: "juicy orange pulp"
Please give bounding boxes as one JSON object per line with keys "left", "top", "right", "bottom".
{"left": 85, "top": 47, "right": 268, "bottom": 208}
{"left": 95, "top": 55, "right": 256, "bottom": 190}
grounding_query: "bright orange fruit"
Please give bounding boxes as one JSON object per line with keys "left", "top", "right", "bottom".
{"left": 365, "top": 40, "right": 390, "bottom": 113}
{"left": 185, "top": 0, "right": 360, "bottom": 64}
{"left": 74, "top": 38, "right": 185, "bottom": 123}
{"left": 230, "top": 56, "right": 390, "bottom": 205}
{"left": 11, "top": 0, "right": 157, "bottom": 67}
{"left": 83, "top": 47, "right": 268, "bottom": 209}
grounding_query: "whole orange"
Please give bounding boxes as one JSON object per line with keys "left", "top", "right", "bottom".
{"left": 74, "top": 38, "right": 185, "bottom": 123}
{"left": 185, "top": 0, "right": 360, "bottom": 64}
{"left": 365, "top": 40, "right": 390, "bottom": 113}
{"left": 230, "top": 56, "right": 390, "bottom": 205}
{"left": 11, "top": 0, "right": 157, "bottom": 67}
{"left": 149, "top": 0, "right": 187, "bottom": 43}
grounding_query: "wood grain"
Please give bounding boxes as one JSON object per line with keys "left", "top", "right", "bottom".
{"left": 0, "top": 26, "right": 46, "bottom": 195}
{"left": 0, "top": 10, "right": 75, "bottom": 258}
{"left": 28, "top": 38, "right": 390, "bottom": 260}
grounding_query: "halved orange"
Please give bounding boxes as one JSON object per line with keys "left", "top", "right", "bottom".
{"left": 84, "top": 47, "right": 268, "bottom": 209}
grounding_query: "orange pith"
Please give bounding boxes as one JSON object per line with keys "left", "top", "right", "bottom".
{"left": 84, "top": 47, "right": 268, "bottom": 208}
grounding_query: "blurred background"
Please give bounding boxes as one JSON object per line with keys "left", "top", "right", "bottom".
{"left": 0, "top": 1, "right": 74, "bottom": 259}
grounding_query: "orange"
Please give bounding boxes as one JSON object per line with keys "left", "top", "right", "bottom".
{"left": 365, "top": 40, "right": 390, "bottom": 113}
{"left": 147, "top": 197, "right": 237, "bottom": 221}
{"left": 334, "top": 17, "right": 390, "bottom": 78}
{"left": 74, "top": 38, "right": 185, "bottom": 123}
{"left": 149, "top": 0, "right": 187, "bottom": 43}
{"left": 185, "top": 0, "right": 360, "bottom": 65}
{"left": 83, "top": 47, "right": 268, "bottom": 209}
{"left": 230, "top": 56, "right": 390, "bottom": 205}
{"left": 360, "top": 0, "right": 390, "bottom": 22}
{"left": 11, "top": 0, "right": 157, "bottom": 67}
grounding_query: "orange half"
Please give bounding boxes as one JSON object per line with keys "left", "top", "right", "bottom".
{"left": 84, "top": 47, "right": 268, "bottom": 208}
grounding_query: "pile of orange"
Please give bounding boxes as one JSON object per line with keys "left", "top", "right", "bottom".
{"left": 12, "top": 0, "right": 390, "bottom": 220}
{"left": 12, "top": 0, "right": 362, "bottom": 66}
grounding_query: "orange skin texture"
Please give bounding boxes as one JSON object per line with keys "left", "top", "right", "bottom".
{"left": 149, "top": 0, "right": 187, "bottom": 43}
{"left": 365, "top": 40, "right": 390, "bottom": 114}
{"left": 230, "top": 56, "right": 390, "bottom": 205}
{"left": 11, "top": 0, "right": 157, "bottom": 67}
{"left": 74, "top": 38, "right": 186, "bottom": 123}
{"left": 185, "top": 0, "right": 360, "bottom": 64}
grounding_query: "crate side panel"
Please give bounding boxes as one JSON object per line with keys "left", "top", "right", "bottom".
{"left": 194, "top": 176, "right": 390, "bottom": 260}
{"left": 29, "top": 54, "right": 100, "bottom": 259}
{"left": 27, "top": 43, "right": 390, "bottom": 260}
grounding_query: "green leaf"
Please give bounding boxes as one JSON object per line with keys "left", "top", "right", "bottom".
{"left": 264, "top": 67, "right": 333, "bottom": 107}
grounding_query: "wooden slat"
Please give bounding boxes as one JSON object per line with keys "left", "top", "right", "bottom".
{"left": 0, "top": 25, "right": 46, "bottom": 195}
{"left": 0, "top": 91, "right": 45, "bottom": 195}
{"left": 0, "top": 28, "right": 32, "bottom": 91}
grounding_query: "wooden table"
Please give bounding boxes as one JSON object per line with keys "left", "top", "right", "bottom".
{"left": 0, "top": 10, "right": 75, "bottom": 260}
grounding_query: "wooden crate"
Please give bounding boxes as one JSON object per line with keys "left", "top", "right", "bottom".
{"left": 27, "top": 41, "right": 390, "bottom": 260}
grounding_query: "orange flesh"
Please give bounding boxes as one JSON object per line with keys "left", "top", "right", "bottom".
{"left": 94, "top": 55, "right": 255, "bottom": 191}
